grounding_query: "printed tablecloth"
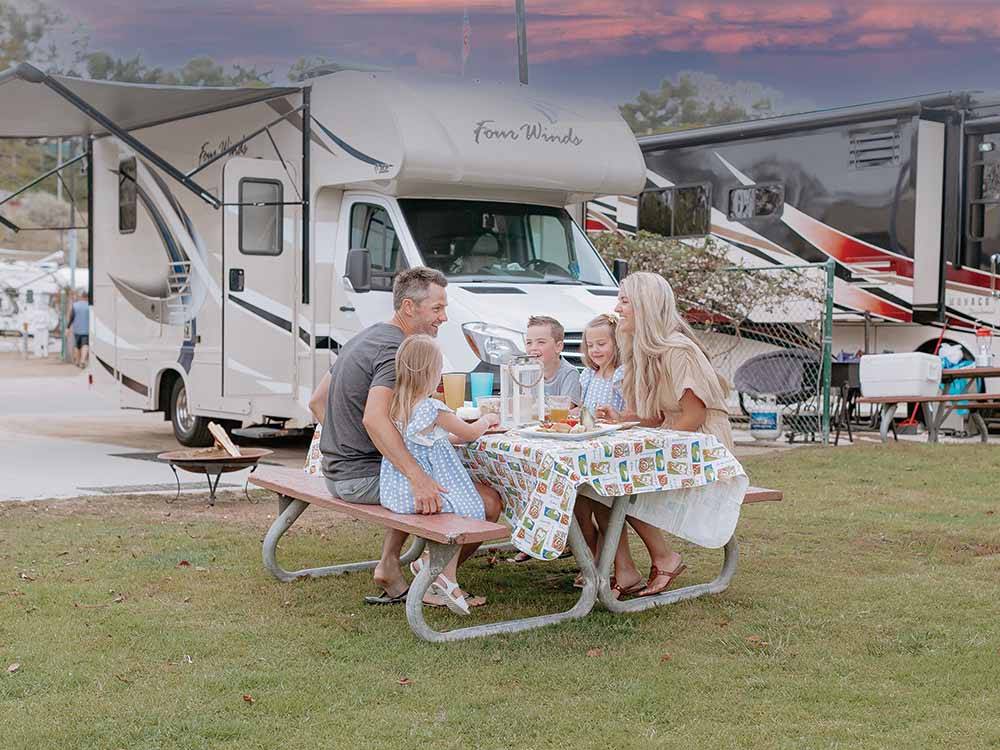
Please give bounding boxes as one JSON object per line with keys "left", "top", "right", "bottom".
{"left": 461, "top": 427, "right": 749, "bottom": 560}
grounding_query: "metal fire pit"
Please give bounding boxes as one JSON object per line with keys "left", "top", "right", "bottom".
{"left": 157, "top": 447, "right": 274, "bottom": 505}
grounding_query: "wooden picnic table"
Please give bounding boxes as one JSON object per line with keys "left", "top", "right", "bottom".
{"left": 941, "top": 366, "right": 1000, "bottom": 381}
{"left": 858, "top": 392, "right": 998, "bottom": 443}
{"left": 250, "top": 426, "right": 780, "bottom": 642}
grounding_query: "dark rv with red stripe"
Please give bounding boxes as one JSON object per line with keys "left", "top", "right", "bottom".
{"left": 591, "top": 91, "right": 1000, "bottom": 356}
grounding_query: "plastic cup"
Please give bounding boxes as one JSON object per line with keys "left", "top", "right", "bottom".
{"left": 442, "top": 373, "right": 467, "bottom": 411}
{"left": 546, "top": 395, "right": 572, "bottom": 423}
{"left": 470, "top": 372, "right": 494, "bottom": 406}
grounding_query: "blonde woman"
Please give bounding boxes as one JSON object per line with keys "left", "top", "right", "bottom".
{"left": 380, "top": 335, "right": 503, "bottom": 613}
{"left": 595, "top": 272, "right": 734, "bottom": 597}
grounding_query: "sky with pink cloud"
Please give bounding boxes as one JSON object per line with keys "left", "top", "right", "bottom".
{"left": 51, "top": 0, "right": 1000, "bottom": 112}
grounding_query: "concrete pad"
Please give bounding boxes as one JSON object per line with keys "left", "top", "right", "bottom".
{"left": 0, "top": 359, "right": 307, "bottom": 502}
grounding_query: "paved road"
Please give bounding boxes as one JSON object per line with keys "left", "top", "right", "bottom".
{"left": 0, "top": 354, "right": 307, "bottom": 501}
{"left": 0, "top": 353, "right": 798, "bottom": 502}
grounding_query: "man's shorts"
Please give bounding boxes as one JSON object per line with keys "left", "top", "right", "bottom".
{"left": 74, "top": 334, "right": 89, "bottom": 348}
{"left": 325, "top": 474, "right": 380, "bottom": 504}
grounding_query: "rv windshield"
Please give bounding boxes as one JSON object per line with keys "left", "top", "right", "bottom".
{"left": 398, "top": 199, "right": 616, "bottom": 286}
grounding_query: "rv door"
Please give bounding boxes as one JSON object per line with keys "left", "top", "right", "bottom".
{"left": 222, "top": 157, "right": 298, "bottom": 397}
{"left": 912, "top": 118, "right": 948, "bottom": 323}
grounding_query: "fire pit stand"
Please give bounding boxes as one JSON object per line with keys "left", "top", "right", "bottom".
{"left": 157, "top": 448, "right": 274, "bottom": 505}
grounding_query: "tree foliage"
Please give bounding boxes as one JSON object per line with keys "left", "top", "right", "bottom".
{"left": 620, "top": 72, "right": 778, "bottom": 136}
{"left": 590, "top": 231, "right": 820, "bottom": 335}
{"left": 0, "top": 0, "right": 61, "bottom": 70}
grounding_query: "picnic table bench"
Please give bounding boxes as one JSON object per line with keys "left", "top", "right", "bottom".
{"left": 858, "top": 392, "right": 998, "bottom": 443}
{"left": 250, "top": 466, "right": 781, "bottom": 642}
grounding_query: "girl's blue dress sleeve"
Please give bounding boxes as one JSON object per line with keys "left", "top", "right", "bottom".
{"left": 611, "top": 366, "right": 626, "bottom": 411}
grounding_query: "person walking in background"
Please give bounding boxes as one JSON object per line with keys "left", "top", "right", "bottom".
{"left": 66, "top": 291, "right": 90, "bottom": 368}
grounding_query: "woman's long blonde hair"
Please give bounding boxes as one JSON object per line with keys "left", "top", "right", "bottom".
{"left": 389, "top": 334, "right": 443, "bottom": 430}
{"left": 617, "top": 272, "right": 729, "bottom": 420}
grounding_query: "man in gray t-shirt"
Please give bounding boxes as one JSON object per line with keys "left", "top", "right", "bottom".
{"left": 319, "top": 322, "right": 405, "bottom": 485}
{"left": 308, "top": 268, "right": 450, "bottom": 602}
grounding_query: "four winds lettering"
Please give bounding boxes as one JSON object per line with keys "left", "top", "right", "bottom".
{"left": 473, "top": 119, "right": 583, "bottom": 147}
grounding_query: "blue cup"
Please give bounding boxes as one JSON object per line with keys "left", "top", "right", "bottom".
{"left": 469, "top": 372, "right": 494, "bottom": 406}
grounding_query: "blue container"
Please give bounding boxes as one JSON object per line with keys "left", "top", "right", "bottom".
{"left": 470, "top": 372, "right": 494, "bottom": 406}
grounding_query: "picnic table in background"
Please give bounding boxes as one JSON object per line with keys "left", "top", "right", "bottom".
{"left": 859, "top": 366, "right": 1000, "bottom": 444}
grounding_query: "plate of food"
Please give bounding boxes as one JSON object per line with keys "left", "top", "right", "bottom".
{"left": 514, "top": 422, "right": 623, "bottom": 440}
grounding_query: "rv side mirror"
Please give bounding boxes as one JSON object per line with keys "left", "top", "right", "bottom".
{"left": 345, "top": 248, "right": 372, "bottom": 293}
{"left": 612, "top": 258, "right": 629, "bottom": 282}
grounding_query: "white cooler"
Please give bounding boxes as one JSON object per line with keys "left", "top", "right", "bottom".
{"left": 859, "top": 353, "right": 942, "bottom": 398}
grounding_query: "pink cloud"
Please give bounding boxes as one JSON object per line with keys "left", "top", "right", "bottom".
{"left": 57, "top": 0, "right": 1000, "bottom": 75}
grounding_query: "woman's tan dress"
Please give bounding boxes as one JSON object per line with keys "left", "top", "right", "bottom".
{"left": 658, "top": 338, "right": 735, "bottom": 452}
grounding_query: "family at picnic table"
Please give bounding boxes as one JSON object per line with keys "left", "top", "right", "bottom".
{"left": 308, "top": 267, "right": 736, "bottom": 615}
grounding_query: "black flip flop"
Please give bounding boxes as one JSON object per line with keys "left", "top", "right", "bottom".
{"left": 363, "top": 587, "right": 409, "bottom": 605}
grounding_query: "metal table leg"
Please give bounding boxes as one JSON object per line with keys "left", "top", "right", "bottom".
{"left": 923, "top": 403, "right": 948, "bottom": 444}
{"left": 879, "top": 403, "right": 898, "bottom": 443}
{"left": 262, "top": 495, "right": 427, "bottom": 583}
{"left": 973, "top": 412, "right": 990, "bottom": 443}
{"left": 596, "top": 494, "right": 739, "bottom": 614}
{"left": 404, "top": 519, "right": 598, "bottom": 642}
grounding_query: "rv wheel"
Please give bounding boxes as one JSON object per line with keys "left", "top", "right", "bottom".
{"left": 170, "top": 378, "right": 212, "bottom": 447}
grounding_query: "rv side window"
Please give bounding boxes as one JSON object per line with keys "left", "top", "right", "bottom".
{"left": 968, "top": 137, "right": 1000, "bottom": 269}
{"left": 728, "top": 184, "right": 784, "bottom": 221}
{"left": 350, "top": 203, "right": 405, "bottom": 291}
{"left": 239, "top": 179, "right": 283, "bottom": 256}
{"left": 118, "top": 157, "right": 137, "bottom": 234}
{"left": 638, "top": 185, "right": 710, "bottom": 238}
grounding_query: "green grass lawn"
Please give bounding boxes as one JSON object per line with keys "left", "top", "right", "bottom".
{"left": 2, "top": 443, "right": 999, "bottom": 749}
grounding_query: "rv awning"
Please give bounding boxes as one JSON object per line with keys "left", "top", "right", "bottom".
{"left": 0, "top": 62, "right": 300, "bottom": 138}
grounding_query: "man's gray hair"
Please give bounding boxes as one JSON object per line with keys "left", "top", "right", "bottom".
{"left": 393, "top": 267, "right": 448, "bottom": 311}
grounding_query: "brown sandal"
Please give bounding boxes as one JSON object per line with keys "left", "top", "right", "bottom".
{"left": 609, "top": 575, "right": 645, "bottom": 599}
{"left": 637, "top": 562, "right": 686, "bottom": 597}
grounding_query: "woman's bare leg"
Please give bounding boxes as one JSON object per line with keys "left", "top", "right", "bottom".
{"left": 628, "top": 518, "right": 684, "bottom": 596}
{"left": 573, "top": 496, "right": 600, "bottom": 557}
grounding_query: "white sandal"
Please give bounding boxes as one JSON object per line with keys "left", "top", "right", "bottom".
{"left": 410, "top": 557, "right": 470, "bottom": 615}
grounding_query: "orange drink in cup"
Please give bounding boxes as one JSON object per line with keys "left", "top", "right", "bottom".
{"left": 546, "top": 395, "right": 572, "bottom": 423}
{"left": 442, "top": 373, "right": 467, "bottom": 411}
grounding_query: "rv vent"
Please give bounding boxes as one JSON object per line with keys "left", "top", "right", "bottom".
{"left": 849, "top": 127, "right": 901, "bottom": 170}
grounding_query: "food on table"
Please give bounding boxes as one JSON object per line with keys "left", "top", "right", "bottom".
{"left": 478, "top": 396, "right": 501, "bottom": 415}
{"left": 535, "top": 421, "right": 603, "bottom": 434}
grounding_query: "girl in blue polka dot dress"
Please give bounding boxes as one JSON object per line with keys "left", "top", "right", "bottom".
{"left": 381, "top": 334, "right": 503, "bottom": 614}
{"left": 574, "top": 314, "right": 625, "bottom": 585}
{"left": 579, "top": 313, "right": 625, "bottom": 414}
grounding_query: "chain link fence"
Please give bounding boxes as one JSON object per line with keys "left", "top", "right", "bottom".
{"left": 690, "top": 262, "right": 835, "bottom": 443}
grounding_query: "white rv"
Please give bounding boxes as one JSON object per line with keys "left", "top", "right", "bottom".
{"left": 0, "top": 63, "right": 644, "bottom": 444}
